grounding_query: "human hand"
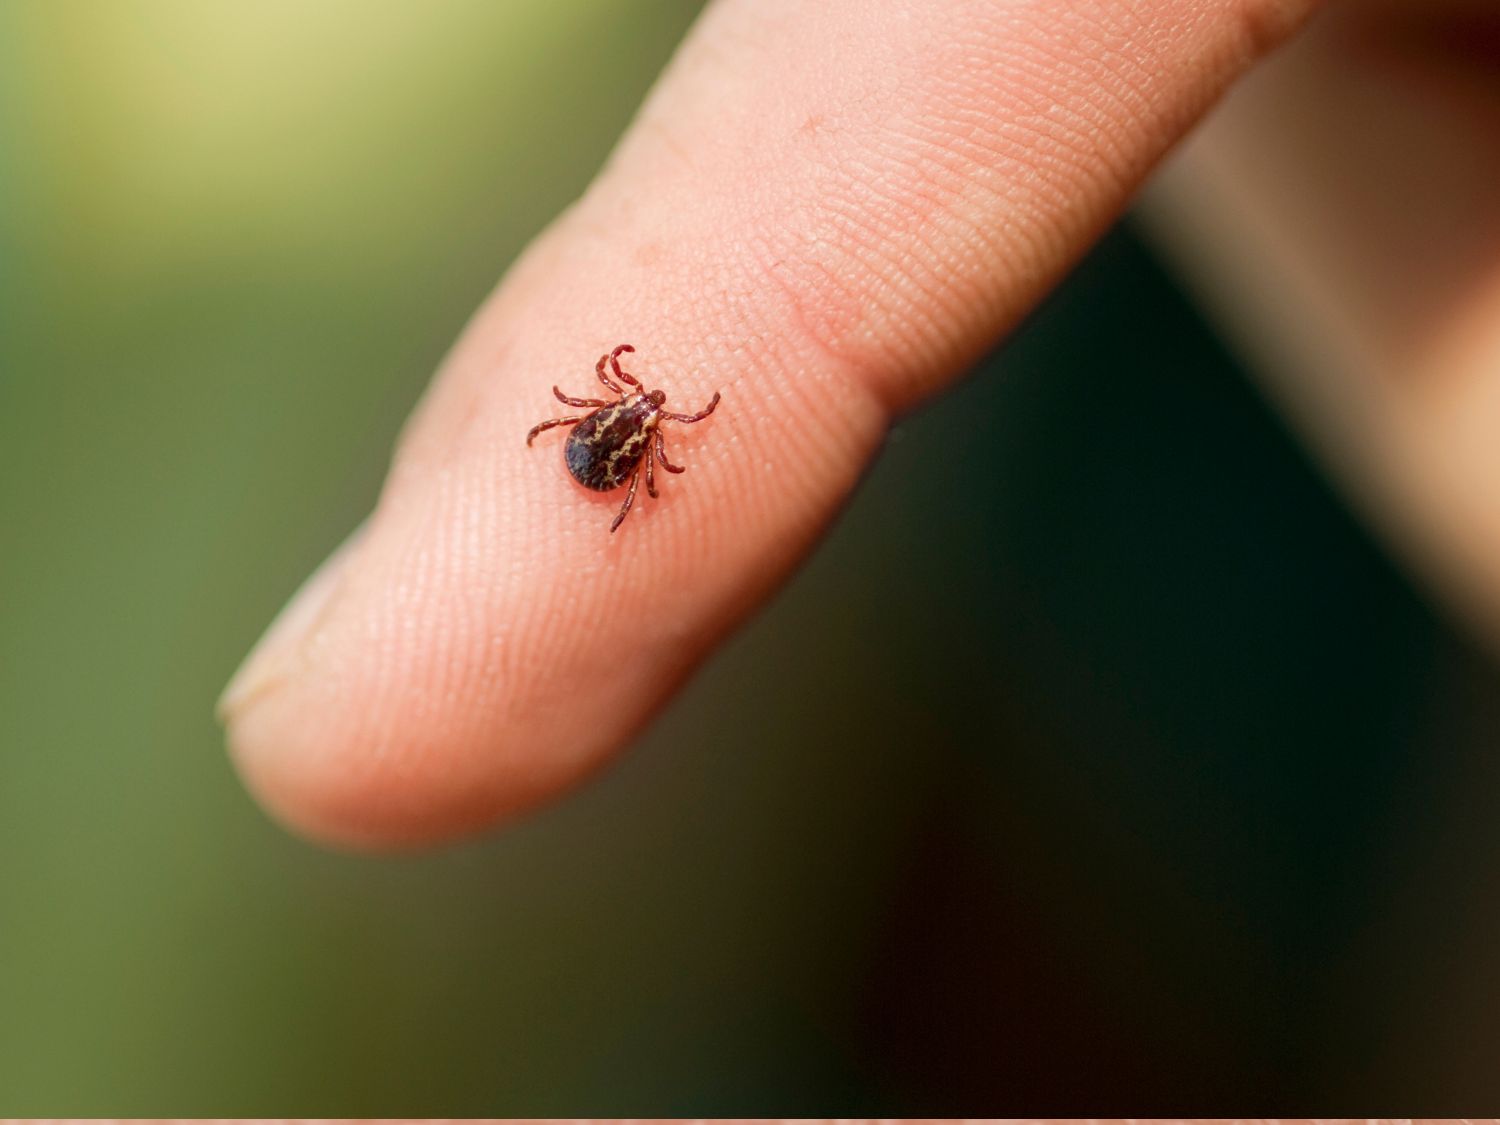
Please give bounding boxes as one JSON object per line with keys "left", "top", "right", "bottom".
{"left": 218, "top": 0, "right": 1323, "bottom": 848}
{"left": 1148, "top": 0, "right": 1500, "bottom": 648}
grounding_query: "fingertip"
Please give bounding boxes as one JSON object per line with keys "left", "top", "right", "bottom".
{"left": 226, "top": 667, "right": 592, "bottom": 851}
{"left": 219, "top": 499, "right": 593, "bottom": 849}
{"left": 229, "top": 740, "right": 495, "bottom": 853}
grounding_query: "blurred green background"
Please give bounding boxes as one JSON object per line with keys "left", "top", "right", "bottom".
{"left": 6, "top": 0, "right": 1500, "bottom": 1112}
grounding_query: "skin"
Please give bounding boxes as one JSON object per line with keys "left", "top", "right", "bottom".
{"left": 1148, "top": 0, "right": 1500, "bottom": 651}
{"left": 219, "top": 0, "right": 1327, "bottom": 849}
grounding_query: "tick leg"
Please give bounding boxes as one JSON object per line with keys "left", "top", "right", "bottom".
{"left": 526, "top": 415, "right": 583, "bottom": 445}
{"left": 553, "top": 386, "right": 609, "bottom": 408}
{"left": 597, "top": 343, "right": 639, "bottom": 393}
{"left": 645, "top": 442, "right": 658, "bottom": 498}
{"left": 595, "top": 352, "right": 624, "bottom": 394}
{"left": 655, "top": 428, "right": 685, "bottom": 473}
{"left": 662, "top": 390, "right": 720, "bottom": 424}
{"left": 609, "top": 343, "right": 641, "bottom": 387}
{"left": 610, "top": 465, "right": 642, "bottom": 533}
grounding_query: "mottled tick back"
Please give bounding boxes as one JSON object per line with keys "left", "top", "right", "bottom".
{"left": 527, "top": 344, "right": 721, "bottom": 532}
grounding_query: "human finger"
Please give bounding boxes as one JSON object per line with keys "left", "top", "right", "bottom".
{"left": 220, "top": 0, "right": 1323, "bottom": 848}
{"left": 1147, "top": 0, "right": 1500, "bottom": 649}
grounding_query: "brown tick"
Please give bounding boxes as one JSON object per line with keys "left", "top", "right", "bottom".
{"left": 526, "top": 344, "right": 721, "bottom": 532}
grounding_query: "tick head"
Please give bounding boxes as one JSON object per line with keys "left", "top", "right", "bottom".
{"left": 647, "top": 390, "right": 667, "bottom": 407}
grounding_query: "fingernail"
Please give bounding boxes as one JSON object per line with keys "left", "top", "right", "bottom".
{"left": 217, "top": 524, "right": 366, "bottom": 724}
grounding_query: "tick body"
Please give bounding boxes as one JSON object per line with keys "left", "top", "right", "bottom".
{"left": 526, "top": 344, "right": 721, "bottom": 532}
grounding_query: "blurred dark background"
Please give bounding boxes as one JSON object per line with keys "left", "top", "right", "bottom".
{"left": 5, "top": 0, "right": 1500, "bottom": 1113}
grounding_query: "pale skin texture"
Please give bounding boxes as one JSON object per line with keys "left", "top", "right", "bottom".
{"left": 220, "top": 0, "right": 1327, "bottom": 848}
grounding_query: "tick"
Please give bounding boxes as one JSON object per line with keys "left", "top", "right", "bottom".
{"left": 526, "top": 343, "right": 721, "bottom": 532}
